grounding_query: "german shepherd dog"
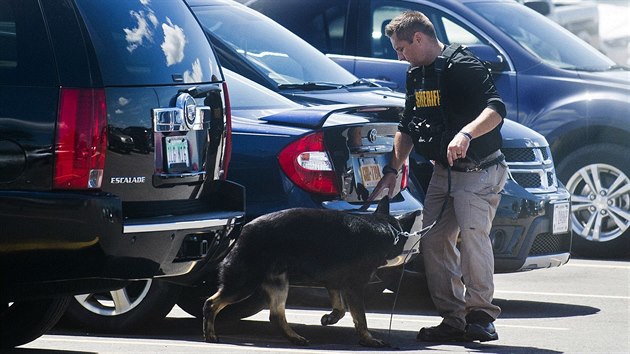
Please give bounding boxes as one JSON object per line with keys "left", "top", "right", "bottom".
{"left": 203, "top": 197, "right": 407, "bottom": 347}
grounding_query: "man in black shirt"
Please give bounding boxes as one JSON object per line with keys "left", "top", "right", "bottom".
{"left": 369, "top": 11, "right": 508, "bottom": 343}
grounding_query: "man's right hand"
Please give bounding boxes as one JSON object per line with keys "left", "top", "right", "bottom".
{"left": 367, "top": 172, "right": 398, "bottom": 201}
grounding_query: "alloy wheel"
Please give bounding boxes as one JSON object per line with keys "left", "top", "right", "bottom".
{"left": 73, "top": 280, "right": 152, "bottom": 316}
{"left": 566, "top": 163, "right": 630, "bottom": 242}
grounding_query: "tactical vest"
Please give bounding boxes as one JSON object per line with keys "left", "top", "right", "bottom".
{"left": 405, "top": 44, "right": 464, "bottom": 165}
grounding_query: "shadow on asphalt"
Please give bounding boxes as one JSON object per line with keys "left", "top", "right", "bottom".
{"left": 45, "top": 315, "right": 564, "bottom": 354}
{"left": 36, "top": 285, "right": 594, "bottom": 354}
{"left": 287, "top": 286, "right": 599, "bottom": 319}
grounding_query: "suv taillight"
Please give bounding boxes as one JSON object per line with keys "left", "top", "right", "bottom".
{"left": 54, "top": 88, "right": 107, "bottom": 189}
{"left": 222, "top": 82, "right": 232, "bottom": 180}
{"left": 278, "top": 131, "right": 339, "bottom": 196}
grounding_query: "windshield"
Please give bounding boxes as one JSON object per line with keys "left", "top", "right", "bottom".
{"left": 468, "top": 2, "right": 616, "bottom": 71}
{"left": 191, "top": 4, "right": 359, "bottom": 87}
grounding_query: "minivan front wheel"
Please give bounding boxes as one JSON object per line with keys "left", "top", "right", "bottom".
{"left": 557, "top": 144, "right": 630, "bottom": 258}
{"left": 62, "top": 279, "right": 181, "bottom": 332}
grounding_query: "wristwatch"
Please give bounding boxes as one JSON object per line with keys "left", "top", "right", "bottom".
{"left": 382, "top": 165, "right": 398, "bottom": 176}
{"left": 459, "top": 131, "right": 473, "bottom": 141}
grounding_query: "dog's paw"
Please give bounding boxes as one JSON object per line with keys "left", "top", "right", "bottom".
{"left": 320, "top": 313, "right": 338, "bottom": 326}
{"left": 204, "top": 334, "right": 219, "bottom": 343}
{"left": 288, "top": 335, "right": 310, "bottom": 346}
{"left": 359, "top": 338, "right": 389, "bottom": 348}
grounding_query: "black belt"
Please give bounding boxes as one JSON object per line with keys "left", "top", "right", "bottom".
{"left": 451, "top": 151, "right": 505, "bottom": 172}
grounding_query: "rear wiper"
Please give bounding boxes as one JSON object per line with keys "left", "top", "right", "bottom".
{"left": 178, "top": 84, "right": 220, "bottom": 98}
{"left": 277, "top": 82, "right": 346, "bottom": 91}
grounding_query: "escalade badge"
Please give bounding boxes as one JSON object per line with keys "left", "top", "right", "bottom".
{"left": 110, "top": 176, "right": 146, "bottom": 184}
{"left": 367, "top": 129, "right": 378, "bottom": 143}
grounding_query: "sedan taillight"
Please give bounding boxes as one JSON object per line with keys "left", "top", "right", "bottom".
{"left": 278, "top": 131, "right": 339, "bottom": 196}
{"left": 54, "top": 88, "right": 107, "bottom": 189}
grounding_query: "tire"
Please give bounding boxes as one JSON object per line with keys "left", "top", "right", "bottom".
{"left": 557, "top": 143, "right": 630, "bottom": 258}
{"left": 62, "top": 279, "right": 181, "bottom": 332}
{"left": 0, "top": 297, "right": 70, "bottom": 349}
{"left": 176, "top": 285, "right": 266, "bottom": 321}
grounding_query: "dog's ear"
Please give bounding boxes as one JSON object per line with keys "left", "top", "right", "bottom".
{"left": 375, "top": 196, "right": 390, "bottom": 215}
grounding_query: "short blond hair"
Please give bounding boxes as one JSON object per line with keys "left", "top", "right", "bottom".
{"left": 385, "top": 11, "right": 437, "bottom": 42}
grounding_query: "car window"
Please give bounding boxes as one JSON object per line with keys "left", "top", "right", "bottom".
{"left": 441, "top": 17, "right": 483, "bottom": 45}
{"left": 284, "top": 0, "right": 348, "bottom": 54}
{"left": 312, "top": 3, "right": 347, "bottom": 54}
{"left": 370, "top": 1, "right": 484, "bottom": 60}
{"left": 371, "top": 5, "right": 408, "bottom": 59}
{"left": 74, "top": 0, "right": 222, "bottom": 86}
{"left": 237, "top": 0, "right": 349, "bottom": 55}
{"left": 0, "top": 0, "right": 56, "bottom": 86}
{"left": 192, "top": 3, "right": 358, "bottom": 86}
{"left": 468, "top": 2, "right": 614, "bottom": 70}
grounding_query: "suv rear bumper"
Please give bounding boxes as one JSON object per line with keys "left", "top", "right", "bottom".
{"left": 0, "top": 181, "right": 244, "bottom": 300}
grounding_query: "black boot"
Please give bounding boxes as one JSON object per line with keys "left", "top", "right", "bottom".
{"left": 417, "top": 323, "right": 469, "bottom": 342}
{"left": 464, "top": 311, "right": 498, "bottom": 342}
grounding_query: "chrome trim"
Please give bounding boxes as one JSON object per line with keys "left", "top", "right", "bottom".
{"left": 350, "top": 145, "right": 391, "bottom": 153}
{"left": 192, "top": 106, "right": 210, "bottom": 130}
{"left": 153, "top": 96, "right": 209, "bottom": 132}
{"left": 124, "top": 218, "right": 233, "bottom": 234}
{"left": 517, "top": 252, "right": 571, "bottom": 271}
{"left": 153, "top": 107, "right": 184, "bottom": 132}
{"left": 367, "top": 128, "right": 378, "bottom": 143}
{"left": 154, "top": 171, "right": 206, "bottom": 179}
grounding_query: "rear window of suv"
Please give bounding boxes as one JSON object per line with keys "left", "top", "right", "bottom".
{"left": 75, "top": 0, "right": 222, "bottom": 86}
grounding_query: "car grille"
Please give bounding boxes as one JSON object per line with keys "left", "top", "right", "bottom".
{"left": 528, "top": 232, "right": 572, "bottom": 255}
{"left": 503, "top": 146, "right": 558, "bottom": 193}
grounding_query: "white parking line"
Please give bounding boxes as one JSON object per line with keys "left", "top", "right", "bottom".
{"left": 566, "top": 261, "right": 630, "bottom": 269}
{"left": 495, "top": 290, "right": 630, "bottom": 300}
{"left": 32, "top": 336, "right": 349, "bottom": 353}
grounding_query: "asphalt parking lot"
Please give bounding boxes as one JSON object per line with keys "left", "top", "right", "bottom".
{"left": 12, "top": 257, "right": 630, "bottom": 354}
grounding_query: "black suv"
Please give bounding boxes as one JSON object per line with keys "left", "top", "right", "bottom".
{"left": 0, "top": 0, "right": 244, "bottom": 348}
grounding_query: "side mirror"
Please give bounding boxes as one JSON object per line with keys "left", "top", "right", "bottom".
{"left": 523, "top": 0, "right": 551, "bottom": 16}
{"left": 465, "top": 43, "right": 508, "bottom": 72}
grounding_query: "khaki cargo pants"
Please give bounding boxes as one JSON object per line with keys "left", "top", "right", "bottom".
{"left": 421, "top": 159, "right": 508, "bottom": 330}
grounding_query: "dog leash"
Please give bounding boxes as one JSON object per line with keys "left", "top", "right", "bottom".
{"left": 386, "top": 166, "right": 452, "bottom": 343}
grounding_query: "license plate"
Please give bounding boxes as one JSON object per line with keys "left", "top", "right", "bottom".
{"left": 359, "top": 159, "right": 382, "bottom": 188}
{"left": 553, "top": 202, "right": 570, "bottom": 234}
{"left": 165, "top": 136, "right": 190, "bottom": 171}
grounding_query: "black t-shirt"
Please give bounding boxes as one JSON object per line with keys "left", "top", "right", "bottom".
{"left": 399, "top": 45, "right": 505, "bottom": 163}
